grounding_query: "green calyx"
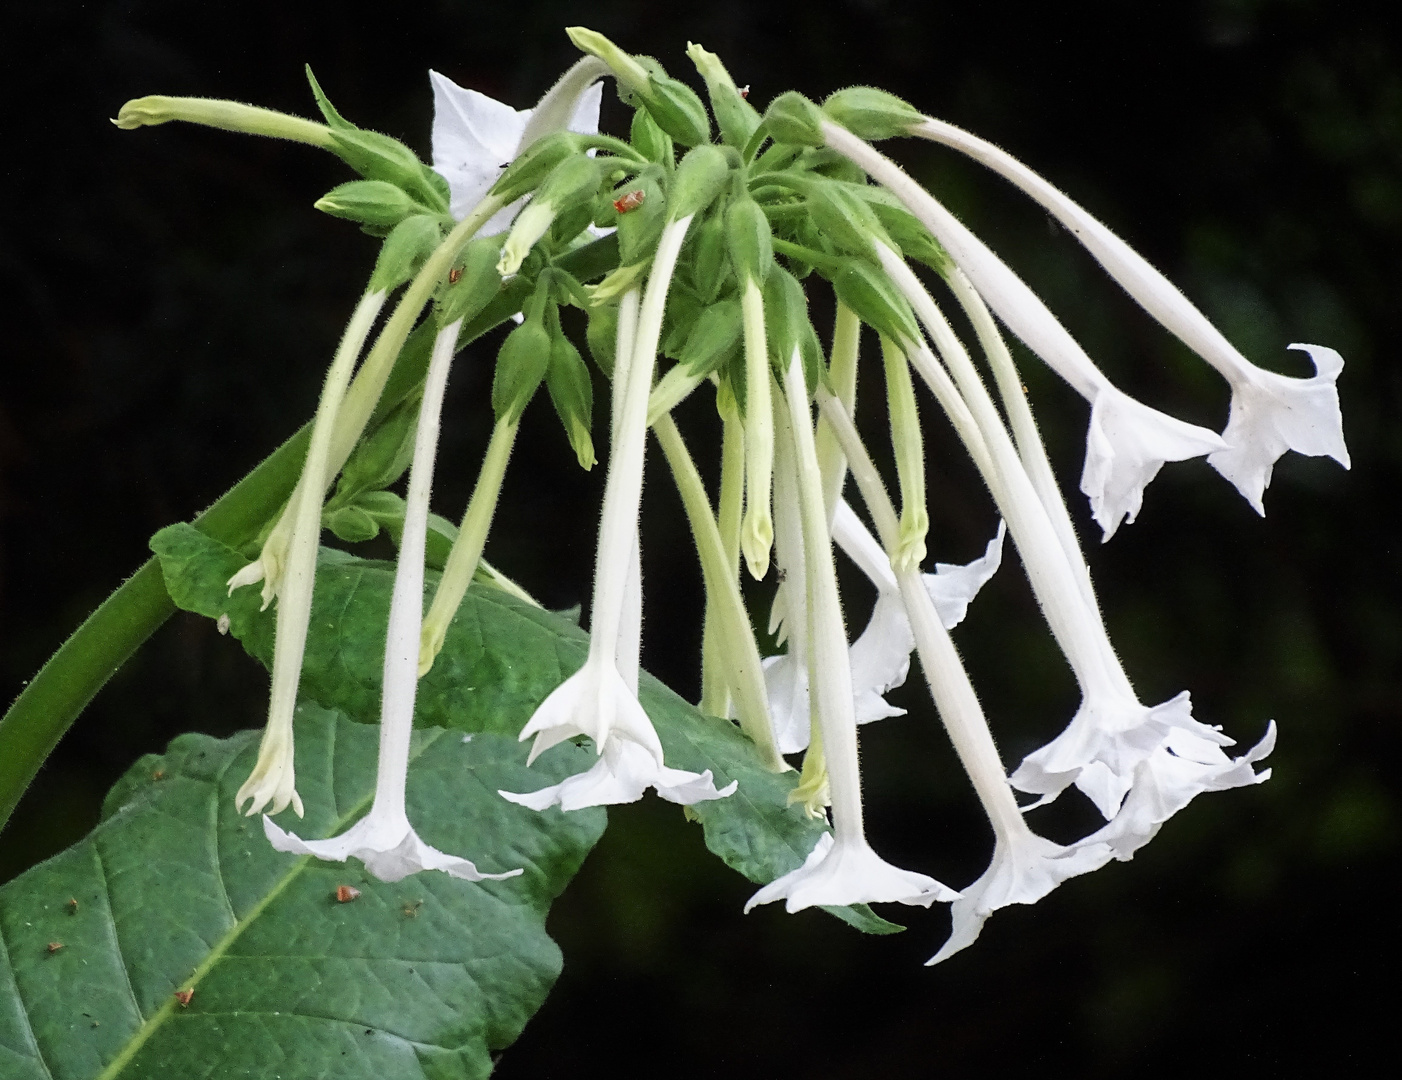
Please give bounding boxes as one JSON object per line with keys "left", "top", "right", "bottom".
{"left": 369, "top": 215, "right": 444, "bottom": 294}
{"left": 492, "top": 278, "right": 555, "bottom": 424}
{"left": 567, "top": 27, "right": 711, "bottom": 147}
{"left": 669, "top": 145, "right": 731, "bottom": 222}
{"left": 315, "top": 179, "right": 431, "bottom": 230}
{"left": 830, "top": 259, "right": 921, "bottom": 345}
{"left": 545, "top": 313, "right": 597, "bottom": 470}
{"left": 762, "top": 91, "right": 826, "bottom": 148}
{"left": 686, "top": 41, "right": 762, "bottom": 150}
{"left": 823, "top": 86, "right": 924, "bottom": 141}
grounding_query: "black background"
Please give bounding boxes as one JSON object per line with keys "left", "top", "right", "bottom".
{"left": 3, "top": 1, "right": 1399, "bottom": 1075}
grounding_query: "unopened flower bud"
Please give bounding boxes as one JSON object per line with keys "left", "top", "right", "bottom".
{"left": 546, "top": 331, "right": 596, "bottom": 470}
{"left": 315, "top": 179, "right": 426, "bottom": 229}
{"left": 688, "top": 213, "right": 730, "bottom": 303}
{"left": 369, "top": 214, "right": 443, "bottom": 294}
{"left": 763, "top": 266, "right": 823, "bottom": 389}
{"left": 806, "top": 181, "right": 888, "bottom": 258}
{"left": 499, "top": 155, "right": 603, "bottom": 274}
{"left": 324, "top": 504, "right": 381, "bottom": 544}
{"left": 493, "top": 316, "right": 552, "bottom": 424}
{"left": 677, "top": 297, "right": 743, "bottom": 377}
{"left": 762, "top": 91, "right": 825, "bottom": 147}
{"left": 686, "top": 42, "right": 762, "bottom": 150}
{"left": 831, "top": 259, "right": 921, "bottom": 345}
{"left": 630, "top": 108, "right": 673, "bottom": 166}
{"left": 490, "top": 130, "right": 588, "bottom": 204}
{"left": 438, "top": 234, "right": 506, "bottom": 326}
{"left": 725, "top": 198, "right": 774, "bottom": 284}
{"left": 329, "top": 127, "right": 446, "bottom": 213}
{"left": 617, "top": 171, "right": 668, "bottom": 264}
{"left": 822, "top": 86, "right": 924, "bottom": 141}
{"left": 668, "top": 145, "right": 730, "bottom": 221}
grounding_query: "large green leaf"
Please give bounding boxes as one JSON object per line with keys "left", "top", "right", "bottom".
{"left": 0, "top": 702, "right": 605, "bottom": 1079}
{"left": 151, "top": 524, "right": 901, "bottom": 934}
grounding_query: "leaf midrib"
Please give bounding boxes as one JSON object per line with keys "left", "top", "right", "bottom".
{"left": 94, "top": 727, "right": 448, "bottom": 1080}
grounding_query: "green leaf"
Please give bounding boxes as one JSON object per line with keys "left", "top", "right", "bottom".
{"left": 151, "top": 525, "right": 902, "bottom": 935}
{"left": 0, "top": 702, "right": 605, "bottom": 1079}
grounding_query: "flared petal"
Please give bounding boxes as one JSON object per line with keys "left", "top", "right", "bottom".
{"left": 1083, "top": 387, "right": 1228, "bottom": 541}
{"left": 1010, "top": 690, "right": 1231, "bottom": 819}
{"left": 1087, "top": 721, "right": 1276, "bottom": 860}
{"left": 848, "top": 591, "right": 913, "bottom": 724}
{"left": 1209, "top": 345, "right": 1350, "bottom": 514}
{"left": 517, "top": 659, "right": 664, "bottom": 766}
{"left": 924, "top": 520, "right": 1007, "bottom": 627}
{"left": 761, "top": 652, "right": 813, "bottom": 755}
{"left": 429, "top": 70, "right": 529, "bottom": 230}
{"left": 745, "top": 832, "right": 958, "bottom": 913}
{"left": 234, "top": 721, "right": 303, "bottom": 819}
{"left": 500, "top": 734, "right": 736, "bottom": 811}
{"left": 928, "top": 830, "right": 1113, "bottom": 965}
{"left": 263, "top": 813, "right": 521, "bottom": 884}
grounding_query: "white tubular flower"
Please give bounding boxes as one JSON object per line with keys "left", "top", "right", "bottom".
{"left": 746, "top": 356, "right": 956, "bottom": 913}
{"left": 912, "top": 117, "right": 1349, "bottom": 514}
{"left": 1211, "top": 344, "right": 1349, "bottom": 514}
{"left": 1086, "top": 721, "right": 1276, "bottom": 861}
{"left": 430, "top": 65, "right": 604, "bottom": 232}
{"left": 825, "top": 124, "right": 1227, "bottom": 539}
{"left": 266, "top": 321, "right": 521, "bottom": 884}
{"left": 235, "top": 290, "right": 385, "bottom": 817}
{"left": 763, "top": 400, "right": 814, "bottom": 754}
{"left": 815, "top": 389, "right": 1112, "bottom": 964}
{"left": 501, "top": 217, "right": 736, "bottom": 811}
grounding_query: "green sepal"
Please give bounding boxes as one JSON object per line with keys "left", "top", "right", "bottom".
{"left": 762, "top": 91, "right": 826, "bottom": 147}
{"left": 537, "top": 153, "right": 606, "bottom": 211}
{"left": 436, "top": 234, "right": 506, "bottom": 327}
{"left": 763, "top": 265, "right": 823, "bottom": 389}
{"left": 492, "top": 290, "right": 553, "bottom": 424}
{"left": 687, "top": 212, "right": 730, "bottom": 303}
{"left": 823, "top": 86, "right": 924, "bottom": 141}
{"left": 630, "top": 107, "right": 674, "bottom": 167}
{"left": 668, "top": 145, "right": 731, "bottom": 222}
{"left": 806, "top": 180, "right": 890, "bottom": 258}
{"left": 641, "top": 71, "right": 712, "bottom": 148}
{"left": 617, "top": 169, "right": 668, "bottom": 265}
{"left": 686, "top": 42, "right": 762, "bottom": 150}
{"left": 324, "top": 503, "right": 380, "bottom": 543}
{"left": 491, "top": 131, "right": 588, "bottom": 204}
{"left": 549, "top": 202, "right": 597, "bottom": 249}
{"left": 331, "top": 391, "right": 420, "bottom": 504}
{"left": 328, "top": 127, "right": 447, "bottom": 213}
{"left": 866, "top": 200, "right": 950, "bottom": 269}
{"left": 304, "top": 64, "right": 355, "bottom": 130}
{"left": 725, "top": 197, "right": 774, "bottom": 284}
{"left": 586, "top": 304, "right": 620, "bottom": 377}
{"left": 830, "top": 258, "right": 921, "bottom": 344}
{"left": 662, "top": 289, "right": 706, "bottom": 359}
{"left": 369, "top": 213, "right": 444, "bottom": 294}
{"left": 545, "top": 329, "right": 596, "bottom": 470}
{"left": 677, "top": 296, "right": 743, "bottom": 377}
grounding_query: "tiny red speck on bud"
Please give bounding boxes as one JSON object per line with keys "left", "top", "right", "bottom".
{"left": 613, "top": 190, "right": 646, "bottom": 214}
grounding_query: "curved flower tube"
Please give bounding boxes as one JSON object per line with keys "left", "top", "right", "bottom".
{"left": 912, "top": 116, "right": 1349, "bottom": 514}
{"left": 265, "top": 320, "right": 522, "bottom": 883}
{"left": 501, "top": 217, "right": 736, "bottom": 811}
{"left": 430, "top": 63, "right": 605, "bottom": 231}
{"left": 822, "top": 122, "right": 1226, "bottom": 539}
{"left": 746, "top": 356, "right": 955, "bottom": 913}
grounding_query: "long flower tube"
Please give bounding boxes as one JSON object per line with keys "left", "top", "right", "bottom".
{"left": 816, "top": 389, "right": 1112, "bottom": 963}
{"left": 233, "top": 290, "right": 384, "bottom": 817}
{"left": 612, "top": 290, "right": 645, "bottom": 697}
{"left": 265, "top": 320, "right": 523, "bottom": 884}
{"left": 912, "top": 115, "right": 1349, "bottom": 513}
{"left": 877, "top": 245, "right": 1270, "bottom": 820}
{"left": 822, "top": 121, "right": 1227, "bottom": 540}
{"left": 501, "top": 216, "right": 738, "bottom": 811}
{"left": 739, "top": 279, "right": 775, "bottom": 579}
{"left": 698, "top": 382, "right": 746, "bottom": 717}
{"left": 652, "top": 413, "right": 787, "bottom": 771}
{"left": 418, "top": 415, "right": 519, "bottom": 676}
{"left": 746, "top": 354, "right": 956, "bottom": 912}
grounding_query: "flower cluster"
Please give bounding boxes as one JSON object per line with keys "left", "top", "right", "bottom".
{"left": 116, "top": 29, "right": 1345, "bottom": 963}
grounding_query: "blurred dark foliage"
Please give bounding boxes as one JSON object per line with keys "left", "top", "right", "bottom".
{"left": 2, "top": 0, "right": 1399, "bottom": 1075}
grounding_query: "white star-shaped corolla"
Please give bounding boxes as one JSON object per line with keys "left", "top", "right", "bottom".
{"left": 429, "top": 68, "right": 604, "bottom": 233}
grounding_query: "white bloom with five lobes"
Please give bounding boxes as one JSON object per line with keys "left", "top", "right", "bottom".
{"left": 912, "top": 115, "right": 1349, "bottom": 515}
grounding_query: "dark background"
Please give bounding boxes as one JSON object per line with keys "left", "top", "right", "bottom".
{"left": 3, "top": 0, "right": 1399, "bottom": 1075}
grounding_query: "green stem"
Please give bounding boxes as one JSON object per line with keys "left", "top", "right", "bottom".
{"left": 0, "top": 422, "right": 312, "bottom": 833}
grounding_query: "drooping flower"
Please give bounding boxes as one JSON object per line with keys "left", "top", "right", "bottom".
{"left": 430, "top": 65, "right": 604, "bottom": 232}
{"left": 825, "top": 125, "right": 1227, "bottom": 540}
{"left": 501, "top": 215, "right": 737, "bottom": 811}
{"left": 746, "top": 356, "right": 956, "bottom": 912}
{"left": 265, "top": 320, "right": 521, "bottom": 883}
{"left": 910, "top": 116, "right": 1349, "bottom": 515}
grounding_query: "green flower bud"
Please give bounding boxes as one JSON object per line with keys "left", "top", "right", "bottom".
{"left": 644, "top": 72, "right": 712, "bottom": 148}
{"left": 688, "top": 213, "right": 730, "bottom": 303}
{"left": 324, "top": 504, "right": 380, "bottom": 544}
{"left": 677, "top": 297, "right": 743, "bottom": 376}
{"left": 686, "top": 42, "right": 762, "bottom": 150}
{"left": 492, "top": 317, "right": 552, "bottom": 424}
{"left": 762, "top": 91, "right": 825, "bottom": 147}
{"left": 867, "top": 201, "right": 950, "bottom": 269}
{"left": 334, "top": 392, "right": 420, "bottom": 500}
{"left": 369, "top": 214, "right": 443, "bottom": 294}
{"left": 668, "top": 145, "right": 730, "bottom": 221}
{"left": 546, "top": 332, "right": 596, "bottom": 470}
{"left": 725, "top": 198, "right": 774, "bottom": 284}
{"left": 314, "top": 179, "right": 426, "bottom": 229}
{"left": 617, "top": 171, "right": 668, "bottom": 264}
{"left": 566, "top": 27, "right": 654, "bottom": 94}
{"left": 499, "top": 154, "right": 604, "bottom": 274}
{"left": 822, "top": 86, "right": 924, "bottom": 142}
{"left": 437, "top": 235, "right": 505, "bottom": 327}
{"left": 491, "top": 130, "right": 588, "bottom": 204}
{"left": 662, "top": 291, "right": 705, "bottom": 359}
{"left": 329, "top": 128, "right": 446, "bottom": 213}
{"left": 806, "top": 181, "right": 889, "bottom": 258}
{"left": 630, "top": 108, "right": 674, "bottom": 167}
{"left": 763, "top": 266, "right": 823, "bottom": 389}
{"left": 831, "top": 258, "right": 921, "bottom": 345}
{"left": 586, "top": 303, "right": 620, "bottom": 377}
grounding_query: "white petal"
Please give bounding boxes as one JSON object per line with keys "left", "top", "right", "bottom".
{"left": 924, "top": 520, "right": 1006, "bottom": 628}
{"left": 762, "top": 652, "right": 813, "bottom": 755}
{"left": 500, "top": 735, "right": 735, "bottom": 811}
{"left": 263, "top": 813, "right": 520, "bottom": 884}
{"left": 928, "top": 830, "right": 1113, "bottom": 965}
{"left": 517, "top": 659, "right": 664, "bottom": 766}
{"left": 1087, "top": 721, "right": 1275, "bottom": 860}
{"left": 1010, "top": 690, "right": 1230, "bottom": 819}
{"left": 744, "top": 832, "right": 958, "bottom": 914}
{"left": 1209, "top": 345, "right": 1350, "bottom": 515}
{"left": 429, "top": 70, "right": 530, "bottom": 223}
{"left": 565, "top": 81, "right": 604, "bottom": 138}
{"left": 1083, "top": 388, "right": 1228, "bottom": 541}
{"left": 848, "top": 591, "right": 912, "bottom": 725}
